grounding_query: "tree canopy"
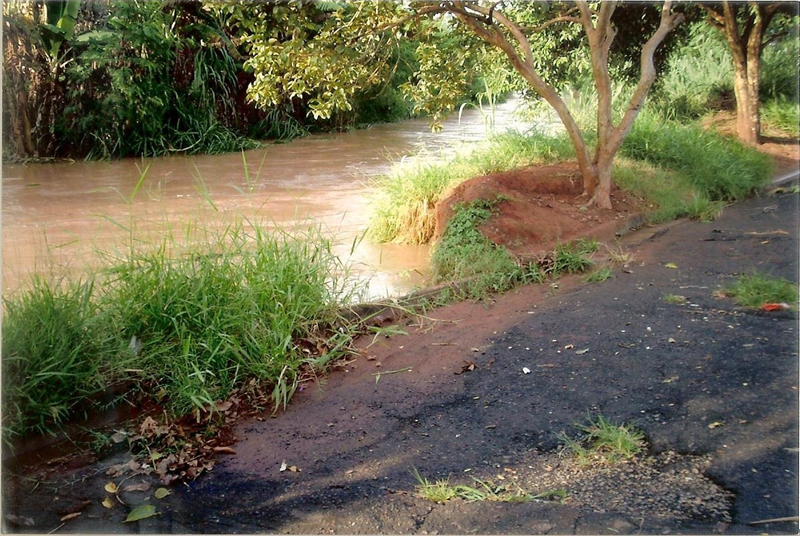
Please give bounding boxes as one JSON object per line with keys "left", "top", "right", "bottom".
{"left": 245, "top": 1, "right": 686, "bottom": 209}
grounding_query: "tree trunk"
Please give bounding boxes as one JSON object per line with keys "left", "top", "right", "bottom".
{"left": 718, "top": 1, "right": 770, "bottom": 146}
{"left": 595, "top": 157, "right": 614, "bottom": 210}
{"left": 732, "top": 66, "right": 760, "bottom": 144}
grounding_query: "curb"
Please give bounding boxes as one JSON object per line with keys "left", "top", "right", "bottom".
{"left": 770, "top": 170, "right": 800, "bottom": 188}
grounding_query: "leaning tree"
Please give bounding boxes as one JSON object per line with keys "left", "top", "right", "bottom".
{"left": 245, "top": 1, "right": 685, "bottom": 210}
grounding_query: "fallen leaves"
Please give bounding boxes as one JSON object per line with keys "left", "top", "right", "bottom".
{"left": 124, "top": 504, "right": 157, "bottom": 523}
{"left": 665, "top": 262, "right": 678, "bottom": 269}
{"left": 455, "top": 360, "right": 476, "bottom": 375}
{"left": 122, "top": 482, "right": 151, "bottom": 493}
{"left": 279, "top": 460, "right": 301, "bottom": 473}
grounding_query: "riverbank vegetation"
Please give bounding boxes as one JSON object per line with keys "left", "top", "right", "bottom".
{"left": 1, "top": 1, "right": 481, "bottom": 161}
{"left": 2, "top": 218, "right": 367, "bottom": 439}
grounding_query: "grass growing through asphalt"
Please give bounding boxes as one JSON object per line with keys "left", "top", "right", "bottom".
{"left": 1, "top": 218, "right": 366, "bottom": 439}
{"left": 663, "top": 294, "right": 687, "bottom": 305}
{"left": 722, "top": 274, "right": 798, "bottom": 309}
{"left": 412, "top": 467, "right": 565, "bottom": 504}
{"left": 560, "top": 415, "right": 645, "bottom": 467}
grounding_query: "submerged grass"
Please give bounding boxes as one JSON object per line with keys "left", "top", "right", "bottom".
{"left": 1, "top": 218, "right": 366, "bottom": 439}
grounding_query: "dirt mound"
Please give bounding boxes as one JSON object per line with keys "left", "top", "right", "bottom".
{"left": 434, "top": 162, "right": 644, "bottom": 257}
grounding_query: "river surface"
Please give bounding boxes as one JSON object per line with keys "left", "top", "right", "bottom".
{"left": 2, "top": 98, "right": 545, "bottom": 300}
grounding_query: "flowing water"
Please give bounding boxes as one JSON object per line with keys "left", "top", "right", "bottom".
{"left": 2, "top": 98, "right": 546, "bottom": 300}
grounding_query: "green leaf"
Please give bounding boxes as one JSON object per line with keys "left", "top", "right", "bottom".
{"left": 123, "top": 504, "right": 157, "bottom": 523}
{"left": 154, "top": 488, "right": 171, "bottom": 499}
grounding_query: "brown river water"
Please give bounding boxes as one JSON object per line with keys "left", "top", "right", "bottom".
{"left": 2, "top": 99, "right": 545, "bottom": 300}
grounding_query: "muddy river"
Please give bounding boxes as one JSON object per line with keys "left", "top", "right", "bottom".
{"left": 2, "top": 98, "right": 547, "bottom": 300}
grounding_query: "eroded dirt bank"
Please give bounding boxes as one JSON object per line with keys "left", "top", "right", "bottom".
{"left": 5, "top": 185, "right": 797, "bottom": 534}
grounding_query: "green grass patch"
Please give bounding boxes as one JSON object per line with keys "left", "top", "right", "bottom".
{"left": 722, "top": 274, "right": 798, "bottom": 309}
{"left": 2, "top": 219, "right": 366, "bottom": 439}
{"left": 762, "top": 97, "right": 800, "bottom": 139}
{"left": 622, "top": 112, "right": 771, "bottom": 203}
{"left": 584, "top": 266, "right": 613, "bottom": 283}
{"left": 560, "top": 415, "right": 646, "bottom": 467}
{"left": 412, "top": 467, "right": 565, "bottom": 504}
{"left": 430, "top": 198, "right": 543, "bottom": 301}
{"left": 547, "top": 239, "right": 597, "bottom": 276}
{"left": 369, "top": 131, "right": 575, "bottom": 245}
{"left": 1, "top": 277, "right": 125, "bottom": 437}
{"left": 663, "top": 294, "right": 687, "bottom": 305}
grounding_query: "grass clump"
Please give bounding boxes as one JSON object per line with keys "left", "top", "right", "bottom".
{"left": 100, "top": 222, "right": 363, "bottom": 417}
{"left": 584, "top": 266, "right": 613, "bottom": 283}
{"left": 1, "top": 277, "right": 124, "bottom": 437}
{"left": 546, "top": 239, "right": 597, "bottom": 276}
{"left": 412, "top": 468, "right": 564, "bottom": 504}
{"left": 430, "top": 198, "right": 542, "bottom": 300}
{"left": 721, "top": 274, "right": 798, "bottom": 309}
{"left": 369, "top": 131, "right": 574, "bottom": 245}
{"left": 663, "top": 294, "right": 687, "bottom": 305}
{"left": 560, "top": 415, "right": 645, "bottom": 467}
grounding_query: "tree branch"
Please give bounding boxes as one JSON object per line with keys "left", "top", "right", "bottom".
{"left": 700, "top": 4, "right": 725, "bottom": 28}
{"left": 610, "top": 1, "right": 684, "bottom": 156}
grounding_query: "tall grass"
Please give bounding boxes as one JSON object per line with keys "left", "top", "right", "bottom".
{"left": 2, "top": 218, "right": 366, "bottom": 438}
{"left": 653, "top": 21, "right": 733, "bottom": 119}
{"left": 622, "top": 111, "right": 771, "bottom": 202}
{"left": 101, "top": 221, "right": 364, "bottom": 416}
{"left": 369, "top": 131, "right": 575, "bottom": 244}
{"left": 1, "top": 277, "right": 124, "bottom": 437}
{"left": 762, "top": 97, "right": 800, "bottom": 138}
